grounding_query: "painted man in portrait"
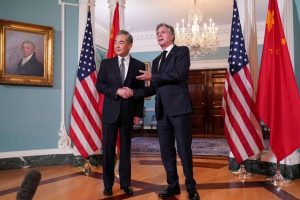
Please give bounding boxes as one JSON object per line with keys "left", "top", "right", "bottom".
{"left": 14, "top": 40, "right": 43, "bottom": 77}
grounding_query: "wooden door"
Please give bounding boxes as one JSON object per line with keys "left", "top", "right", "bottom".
{"left": 188, "top": 69, "right": 226, "bottom": 137}
{"left": 206, "top": 70, "right": 226, "bottom": 136}
{"left": 188, "top": 70, "right": 207, "bottom": 135}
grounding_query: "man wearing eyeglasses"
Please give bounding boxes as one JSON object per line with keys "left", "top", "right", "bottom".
{"left": 96, "top": 30, "right": 145, "bottom": 197}
{"left": 136, "top": 23, "right": 200, "bottom": 200}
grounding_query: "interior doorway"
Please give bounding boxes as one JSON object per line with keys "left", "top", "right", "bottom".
{"left": 188, "top": 69, "right": 226, "bottom": 138}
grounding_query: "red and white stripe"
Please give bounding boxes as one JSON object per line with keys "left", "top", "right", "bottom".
{"left": 222, "top": 65, "right": 264, "bottom": 163}
{"left": 70, "top": 71, "right": 102, "bottom": 158}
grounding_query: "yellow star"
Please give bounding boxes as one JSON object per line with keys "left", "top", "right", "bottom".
{"left": 110, "top": 27, "right": 114, "bottom": 39}
{"left": 266, "top": 10, "right": 275, "bottom": 32}
{"left": 281, "top": 38, "right": 286, "bottom": 45}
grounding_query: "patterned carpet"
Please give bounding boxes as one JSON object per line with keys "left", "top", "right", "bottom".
{"left": 131, "top": 137, "right": 230, "bottom": 156}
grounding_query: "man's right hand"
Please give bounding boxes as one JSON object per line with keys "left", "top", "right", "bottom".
{"left": 117, "top": 87, "right": 133, "bottom": 99}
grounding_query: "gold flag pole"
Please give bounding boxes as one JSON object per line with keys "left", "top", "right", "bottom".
{"left": 83, "top": 159, "right": 92, "bottom": 175}
{"left": 232, "top": 161, "right": 252, "bottom": 181}
{"left": 266, "top": 160, "right": 291, "bottom": 187}
{"left": 81, "top": 1, "right": 92, "bottom": 177}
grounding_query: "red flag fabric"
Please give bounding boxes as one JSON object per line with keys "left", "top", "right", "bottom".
{"left": 222, "top": 0, "right": 264, "bottom": 164}
{"left": 107, "top": 3, "right": 120, "bottom": 58}
{"left": 256, "top": 0, "right": 300, "bottom": 161}
{"left": 70, "top": 11, "right": 102, "bottom": 158}
{"left": 105, "top": 3, "right": 121, "bottom": 152}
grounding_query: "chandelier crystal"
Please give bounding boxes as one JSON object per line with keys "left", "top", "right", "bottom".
{"left": 175, "top": 0, "right": 219, "bottom": 58}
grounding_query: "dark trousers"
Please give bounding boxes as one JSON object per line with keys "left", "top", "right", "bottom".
{"left": 157, "top": 111, "right": 196, "bottom": 191}
{"left": 102, "top": 115, "right": 132, "bottom": 189}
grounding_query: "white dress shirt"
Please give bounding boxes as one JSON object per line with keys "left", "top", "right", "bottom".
{"left": 163, "top": 44, "right": 174, "bottom": 57}
{"left": 21, "top": 53, "right": 33, "bottom": 66}
{"left": 159, "top": 44, "right": 174, "bottom": 66}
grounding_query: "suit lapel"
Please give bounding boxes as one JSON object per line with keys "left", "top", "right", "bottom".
{"left": 111, "top": 57, "right": 122, "bottom": 85}
{"left": 123, "top": 56, "right": 135, "bottom": 85}
{"left": 160, "top": 45, "right": 177, "bottom": 72}
{"left": 152, "top": 57, "right": 160, "bottom": 73}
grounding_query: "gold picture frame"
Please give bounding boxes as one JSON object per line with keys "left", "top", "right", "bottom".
{"left": 0, "top": 19, "right": 54, "bottom": 86}
{"left": 144, "top": 62, "right": 151, "bottom": 100}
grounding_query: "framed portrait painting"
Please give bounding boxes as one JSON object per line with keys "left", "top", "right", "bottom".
{"left": 0, "top": 19, "right": 54, "bottom": 86}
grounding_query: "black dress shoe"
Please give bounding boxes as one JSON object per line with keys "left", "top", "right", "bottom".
{"left": 188, "top": 190, "right": 200, "bottom": 200}
{"left": 120, "top": 186, "right": 134, "bottom": 195}
{"left": 158, "top": 187, "right": 181, "bottom": 198}
{"left": 103, "top": 188, "right": 112, "bottom": 196}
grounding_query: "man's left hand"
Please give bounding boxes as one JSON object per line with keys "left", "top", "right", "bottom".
{"left": 136, "top": 70, "right": 151, "bottom": 81}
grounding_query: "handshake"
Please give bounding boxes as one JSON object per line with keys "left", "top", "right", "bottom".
{"left": 117, "top": 87, "right": 133, "bottom": 99}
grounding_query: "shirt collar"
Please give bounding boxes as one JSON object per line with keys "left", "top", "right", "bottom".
{"left": 22, "top": 53, "right": 33, "bottom": 65}
{"left": 162, "top": 44, "right": 174, "bottom": 56}
{"left": 23, "top": 53, "right": 33, "bottom": 60}
{"left": 118, "top": 54, "right": 130, "bottom": 62}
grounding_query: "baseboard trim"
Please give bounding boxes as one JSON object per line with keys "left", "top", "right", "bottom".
{"left": 0, "top": 148, "right": 74, "bottom": 159}
{"left": 0, "top": 150, "right": 102, "bottom": 170}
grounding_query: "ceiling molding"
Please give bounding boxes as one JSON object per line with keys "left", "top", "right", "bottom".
{"left": 95, "top": 21, "right": 266, "bottom": 52}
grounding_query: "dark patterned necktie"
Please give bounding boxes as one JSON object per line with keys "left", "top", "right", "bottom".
{"left": 158, "top": 50, "right": 167, "bottom": 72}
{"left": 120, "top": 57, "right": 125, "bottom": 83}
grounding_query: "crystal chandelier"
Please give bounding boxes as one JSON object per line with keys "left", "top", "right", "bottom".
{"left": 175, "top": 0, "right": 219, "bottom": 58}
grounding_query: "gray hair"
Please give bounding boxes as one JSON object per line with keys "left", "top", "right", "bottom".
{"left": 156, "top": 23, "right": 175, "bottom": 42}
{"left": 22, "top": 40, "right": 36, "bottom": 49}
{"left": 117, "top": 30, "right": 133, "bottom": 44}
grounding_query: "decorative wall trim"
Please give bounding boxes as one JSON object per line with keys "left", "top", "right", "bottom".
{"left": 94, "top": 21, "right": 268, "bottom": 54}
{"left": 0, "top": 153, "right": 102, "bottom": 170}
{"left": 93, "top": 3, "right": 294, "bottom": 62}
{"left": 190, "top": 59, "right": 228, "bottom": 70}
{"left": 0, "top": 149, "right": 74, "bottom": 159}
{"left": 95, "top": 22, "right": 109, "bottom": 50}
{"left": 145, "top": 107, "right": 155, "bottom": 112}
{"left": 131, "top": 31, "right": 159, "bottom": 52}
{"left": 94, "top": 22, "right": 267, "bottom": 53}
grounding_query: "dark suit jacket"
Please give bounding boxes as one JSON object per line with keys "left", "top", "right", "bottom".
{"left": 16, "top": 53, "right": 43, "bottom": 76}
{"left": 96, "top": 56, "right": 145, "bottom": 124}
{"left": 135, "top": 45, "right": 193, "bottom": 119}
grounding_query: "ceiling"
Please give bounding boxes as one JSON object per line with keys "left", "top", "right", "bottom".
{"left": 95, "top": 0, "right": 268, "bottom": 33}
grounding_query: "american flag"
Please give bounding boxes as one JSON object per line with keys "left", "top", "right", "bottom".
{"left": 69, "top": 11, "right": 102, "bottom": 158}
{"left": 222, "top": 0, "right": 264, "bottom": 164}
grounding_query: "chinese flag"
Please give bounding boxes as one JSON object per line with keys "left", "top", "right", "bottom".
{"left": 107, "top": 2, "right": 120, "bottom": 58}
{"left": 98, "top": 3, "right": 119, "bottom": 142}
{"left": 256, "top": 0, "right": 300, "bottom": 161}
{"left": 105, "top": 3, "right": 121, "bottom": 152}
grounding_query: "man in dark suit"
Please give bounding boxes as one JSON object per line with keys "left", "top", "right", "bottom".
{"left": 136, "top": 23, "right": 200, "bottom": 200}
{"left": 15, "top": 40, "right": 43, "bottom": 76}
{"left": 96, "top": 30, "right": 145, "bottom": 197}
